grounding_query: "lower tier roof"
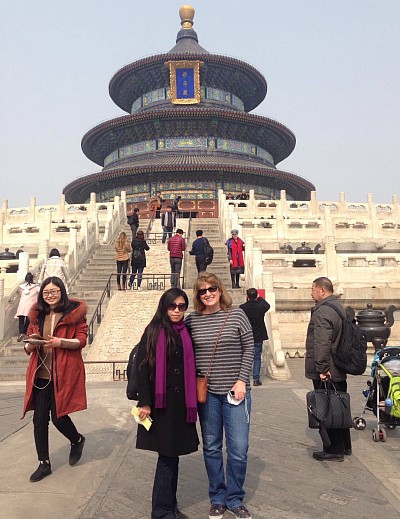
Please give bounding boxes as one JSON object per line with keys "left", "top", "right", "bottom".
{"left": 63, "top": 154, "right": 314, "bottom": 203}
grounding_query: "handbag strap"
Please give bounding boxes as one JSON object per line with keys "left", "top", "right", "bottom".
{"left": 204, "top": 310, "right": 232, "bottom": 378}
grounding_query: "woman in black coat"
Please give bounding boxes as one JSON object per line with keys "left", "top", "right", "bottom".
{"left": 129, "top": 230, "right": 150, "bottom": 290}
{"left": 135, "top": 288, "right": 199, "bottom": 519}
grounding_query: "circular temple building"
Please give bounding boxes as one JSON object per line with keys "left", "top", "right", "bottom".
{"left": 63, "top": 5, "right": 315, "bottom": 217}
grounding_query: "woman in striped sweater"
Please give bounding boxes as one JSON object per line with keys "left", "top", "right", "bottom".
{"left": 185, "top": 272, "right": 254, "bottom": 519}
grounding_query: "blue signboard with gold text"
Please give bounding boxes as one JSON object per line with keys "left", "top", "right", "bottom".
{"left": 166, "top": 60, "right": 202, "bottom": 104}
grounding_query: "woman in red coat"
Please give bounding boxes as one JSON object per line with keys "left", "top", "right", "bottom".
{"left": 22, "top": 276, "right": 88, "bottom": 482}
{"left": 225, "top": 229, "right": 245, "bottom": 289}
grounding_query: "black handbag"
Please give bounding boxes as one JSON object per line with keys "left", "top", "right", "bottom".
{"left": 306, "top": 381, "right": 353, "bottom": 430}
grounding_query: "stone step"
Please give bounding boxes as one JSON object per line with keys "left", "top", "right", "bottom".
{"left": 0, "top": 367, "right": 27, "bottom": 381}
{"left": 0, "top": 356, "right": 29, "bottom": 367}
{"left": 2, "top": 344, "right": 26, "bottom": 356}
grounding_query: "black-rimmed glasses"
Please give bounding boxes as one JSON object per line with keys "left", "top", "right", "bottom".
{"left": 167, "top": 303, "right": 187, "bottom": 311}
{"left": 198, "top": 286, "right": 218, "bottom": 296}
{"left": 42, "top": 289, "right": 61, "bottom": 298}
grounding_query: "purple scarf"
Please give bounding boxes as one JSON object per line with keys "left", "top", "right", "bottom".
{"left": 155, "top": 320, "right": 197, "bottom": 422}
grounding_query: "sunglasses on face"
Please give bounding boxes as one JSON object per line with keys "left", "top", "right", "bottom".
{"left": 167, "top": 303, "right": 187, "bottom": 311}
{"left": 198, "top": 285, "right": 218, "bottom": 296}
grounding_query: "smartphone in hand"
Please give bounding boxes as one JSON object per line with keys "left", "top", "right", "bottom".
{"left": 23, "top": 339, "right": 46, "bottom": 346}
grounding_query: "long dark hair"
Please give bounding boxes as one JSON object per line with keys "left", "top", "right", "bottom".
{"left": 143, "top": 288, "right": 189, "bottom": 378}
{"left": 36, "top": 276, "right": 71, "bottom": 314}
{"left": 25, "top": 272, "right": 34, "bottom": 285}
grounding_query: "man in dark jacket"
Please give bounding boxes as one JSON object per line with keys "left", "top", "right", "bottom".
{"left": 305, "top": 276, "right": 352, "bottom": 461}
{"left": 167, "top": 229, "right": 185, "bottom": 288}
{"left": 161, "top": 206, "right": 176, "bottom": 244}
{"left": 127, "top": 208, "right": 139, "bottom": 240}
{"left": 240, "top": 288, "right": 270, "bottom": 386}
{"left": 189, "top": 230, "right": 210, "bottom": 273}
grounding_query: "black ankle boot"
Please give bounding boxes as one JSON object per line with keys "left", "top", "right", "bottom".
{"left": 69, "top": 434, "right": 86, "bottom": 466}
{"left": 30, "top": 461, "right": 52, "bottom": 482}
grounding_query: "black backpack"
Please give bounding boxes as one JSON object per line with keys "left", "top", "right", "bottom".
{"left": 126, "top": 343, "right": 139, "bottom": 400}
{"left": 132, "top": 247, "right": 142, "bottom": 260}
{"left": 323, "top": 302, "right": 367, "bottom": 375}
{"left": 203, "top": 238, "right": 214, "bottom": 265}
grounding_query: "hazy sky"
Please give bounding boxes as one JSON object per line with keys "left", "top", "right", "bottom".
{"left": 1, "top": 0, "right": 399, "bottom": 208}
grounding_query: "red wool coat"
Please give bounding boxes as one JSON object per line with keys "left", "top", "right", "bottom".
{"left": 22, "top": 299, "right": 88, "bottom": 419}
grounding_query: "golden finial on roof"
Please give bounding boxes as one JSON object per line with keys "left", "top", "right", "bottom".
{"left": 179, "top": 5, "right": 195, "bottom": 29}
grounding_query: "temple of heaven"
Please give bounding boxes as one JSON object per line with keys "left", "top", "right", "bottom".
{"left": 63, "top": 5, "right": 315, "bottom": 217}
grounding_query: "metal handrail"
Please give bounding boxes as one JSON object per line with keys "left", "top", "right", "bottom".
{"left": 84, "top": 360, "right": 128, "bottom": 381}
{"left": 87, "top": 272, "right": 183, "bottom": 344}
{"left": 182, "top": 212, "right": 193, "bottom": 289}
{"left": 87, "top": 274, "right": 113, "bottom": 344}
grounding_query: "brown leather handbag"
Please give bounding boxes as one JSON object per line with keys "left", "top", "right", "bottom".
{"left": 196, "top": 310, "right": 232, "bottom": 403}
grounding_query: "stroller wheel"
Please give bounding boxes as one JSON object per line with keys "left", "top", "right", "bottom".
{"left": 353, "top": 417, "right": 366, "bottom": 430}
{"left": 372, "top": 428, "right": 387, "bottom": 442}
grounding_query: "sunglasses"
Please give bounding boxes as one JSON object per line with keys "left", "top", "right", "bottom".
{"left": 198, "top": 286, "right": 218, "bottom": 296}
{"left": 167, "top": 303, "right": 187, "bottom": 311}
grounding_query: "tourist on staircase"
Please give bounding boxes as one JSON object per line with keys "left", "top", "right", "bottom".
{"left": 15, "top": 272, "right": 40, "bottom": 342}
{"left": 38, "top": 248, "right": 70, "bottom": 293}
{"left": 226, "top": 229, "right": 245, "bottom": 289}
{"left": 189, "top": 229, "right": 210, "bottom": 273}
{"left": 22, "top": 276, "right": 88, "bottom": 482}
{"left": 129, "top": 230, "right": 150, "bottom": 290}
{"left": 161, "top": 205, "right": 176, "bottom": 244}
{"left": 167, "top": 228, "right": 185, "bottom": 288}
{"left": 115, "top": 231, "right": 131, "bottom": 290}
{"left": 127, "top": 207, "right": 140, "bottom": 241}
{"left": 155, "top": 191, "right": 166, "bottom": 220}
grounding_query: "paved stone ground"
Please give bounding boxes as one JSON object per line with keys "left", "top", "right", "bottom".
{"left": 1, "top": 360, "right": 400, "bottom": 519}
{"left": 82, "top": 360, "right": 400, "bottom": 519}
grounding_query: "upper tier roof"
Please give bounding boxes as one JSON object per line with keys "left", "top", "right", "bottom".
{"left": 109, "top": 6, "right": 267, "bottom": 113}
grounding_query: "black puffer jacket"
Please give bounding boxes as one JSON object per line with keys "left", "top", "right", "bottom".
{"left": 130, "top": 239, "right": 150, "bottom": 267}
{"left": 305, "top": 295, "right": 347, "bottom": 381}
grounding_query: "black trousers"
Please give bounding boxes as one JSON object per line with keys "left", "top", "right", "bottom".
{"left": 312, "top": 379, "right": 352, "bottom": 454}
{"left": 116, "top": 260, "right": 129, "bottom": 286}
{"left": 195, "top": 256, "right": 207, "bottom": 273}
{"left": 33, "top": 379, "right": 80, "bottom": 461}
{"left": 18, "top": 315, "right": 30, "bottom": 334}
{"left": 152, "top": 455, "right": 179, "bottom": 518}
{"left": 130, "top": 225, "right": 138, "bottom": 241}
{"left": 231, "top": 273, "right": 240, "bottom": 287}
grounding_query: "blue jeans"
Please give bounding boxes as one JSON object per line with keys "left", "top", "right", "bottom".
{"left": 198, "top": 391, "right": 251, "bottom": 510}
{"left": 130, "top": 266, "right": 144, "bottom": 287}
{"left": 253, "top": 342, "right": 263, "bottom": 382}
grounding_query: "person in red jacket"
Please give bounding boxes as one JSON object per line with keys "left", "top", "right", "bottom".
{"left": 167, "top": 228, "right": 186, "bottom": 288}
{"left": 22, "top": 276, "right": 88, "bottom": 482}
{"left": 225, "top": 229, "right": 245, "bottom": 288}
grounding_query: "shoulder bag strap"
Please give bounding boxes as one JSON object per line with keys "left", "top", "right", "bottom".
{"left": 204, "top": 310, "right": 232, "bottom": 378}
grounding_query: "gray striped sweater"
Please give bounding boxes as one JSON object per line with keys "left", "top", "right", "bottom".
{"left": 185, "top": 308, "right": 254, "bottom": 395}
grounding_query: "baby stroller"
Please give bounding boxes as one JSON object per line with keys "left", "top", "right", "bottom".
{"left": 353, "top": 346, "right": 400, "bottom": 442}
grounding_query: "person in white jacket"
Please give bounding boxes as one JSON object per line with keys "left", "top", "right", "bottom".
{"left": 15, "top": 272, "right": 40, "bottom": 341}
{"left": 39, "top": 249, "right": 70, "bottom": 292}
